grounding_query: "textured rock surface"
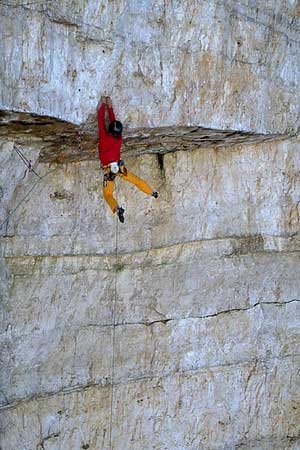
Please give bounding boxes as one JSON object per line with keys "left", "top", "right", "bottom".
{"left": 1, "top": 0, "right": 300, "bottom": 134}
{"left": 0, "top": 110, "right": 288, "bottom": 164}
{"left": 1, "top": 1, "right": 300, "bottom": 450}
{"left": 1, "top": 137, "right": 300, "bottom": 450}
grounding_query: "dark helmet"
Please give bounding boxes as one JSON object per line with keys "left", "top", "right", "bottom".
{"left": 109, "top": 120, "right": 123, "bottom": 137}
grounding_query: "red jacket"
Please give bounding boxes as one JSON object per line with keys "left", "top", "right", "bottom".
{"left": 97, "top": 104, "right": 123, "bottom": 166}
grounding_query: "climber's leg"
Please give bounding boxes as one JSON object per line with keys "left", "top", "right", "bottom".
{"left": 118, "top": 170, "right": 154, "bottom": 195}
{"left": 103, "top": 176, "right": 118, "bottom": 213}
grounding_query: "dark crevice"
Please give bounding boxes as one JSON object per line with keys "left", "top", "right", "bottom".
{"left": 6, "top": 299, "right": 297, "bottom": 339}
{"left": 156, "top": 153, "right": 164, "bottom": 171}
{"left": 124, "top": 298, "right": 300, "bottom": 328}
{"left": 142, "top": 318, "right": 171, "bottom": 326}
{"left": 156, "top": 152, "right": 166, "bottom": 180}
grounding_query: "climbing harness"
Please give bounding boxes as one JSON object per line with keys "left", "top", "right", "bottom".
{"left": 102, "top": 160, "right": 127, "bottom": 176}
{"left": 103, "top": 170, "right": 116, "bottom": 185}
{"left": 118, "top": 160, "right": 127, "bottom": 176}
{"left": 110, "top": 161, "right": 119, "bottom": 174}
{"left": 102, "top": 160, "right": 129, "bottom": 188}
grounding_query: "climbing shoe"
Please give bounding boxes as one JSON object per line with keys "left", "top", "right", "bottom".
{"left": 152, "top": 191, "right": 159, "bottom": 198}
{"left": 117, "top": 207, "right": 125, "bottom": 223}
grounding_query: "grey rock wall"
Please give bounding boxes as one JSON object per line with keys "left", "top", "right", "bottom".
{"left": 1, "top": 137, "right": 300, "bottom": 450}
{"left": 1, "top": 0, "right": 300, "bottom": 134}
{"left": 1, "top": 1, "right": 300, "bottom": 450}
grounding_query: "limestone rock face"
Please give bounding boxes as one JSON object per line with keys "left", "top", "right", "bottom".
{"left": 1, "top": 0, "right": 300, "bottom": 134}
{"left": 1, "top": 138, "right": 300, "bottom": 450}
{"left": 1, "top": 2, "right": 300, "bottom": 450}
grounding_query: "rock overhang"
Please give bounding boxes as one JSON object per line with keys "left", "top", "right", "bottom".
{"left": 0, "top": 109, "right": 289, "bottom": 164}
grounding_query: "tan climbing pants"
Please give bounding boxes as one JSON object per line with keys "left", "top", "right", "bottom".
{"left": 103, "top": 169, "right": 153, "bottom": 213}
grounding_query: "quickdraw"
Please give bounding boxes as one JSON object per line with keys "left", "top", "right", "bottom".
{"left": 77, "top": 129, "right": 83, "bottom": 152}
{"left": 14, "top": 144, "right": 41, "bottom": 179}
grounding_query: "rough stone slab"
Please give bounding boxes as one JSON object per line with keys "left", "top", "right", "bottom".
{"left": 1, "top": 122, "right": 300, "bottom": 449}
{"left": 1, "top": 246, "right": 300, "bottom": 405}
{"left": 112, "top": 357, "right": 300, "bottom": 450}
{"left": 113, "top": 301, "right": 300, "bottom": 384}
{"left": 0, "top": 385, "right": 112, "bottom": 450}
{"left": 0, "top": 324, "right": 113, "bottom": 407}
{"left": 0, "top": 110, "right": 288, "bottom": 163}
{"left": 2, "top": 247, "right": 300, "bottom": 329}
{"left": 1, "top": 139, "right": 300, "bottom": 254}
{"left": 1, "top": 1, "right": 300, "bottom": 448}
{"left": 114, "top": 251, "right": 300, "bottom": 324}
{"left": 1, "top": 357, "right": 299, "bottom": 450}
{"left": 112, "top": 357, "right": 299, "bottom": 450}
{"left": 1, "top": 1, "right": 300, "bottom": 134}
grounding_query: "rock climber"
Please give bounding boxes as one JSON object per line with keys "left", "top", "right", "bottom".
{"left": 97, "top": 95, "right": 158, "bottom": 223}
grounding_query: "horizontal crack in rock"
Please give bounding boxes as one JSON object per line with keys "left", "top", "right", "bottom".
{"left": 1, "top": 351, "right": 300, "bottom": 412}
{"left": 119, "top": 298, "right": 300, "bottom": 328}
{"left": 3, "top": 233, "right": 300, "bottom": 264}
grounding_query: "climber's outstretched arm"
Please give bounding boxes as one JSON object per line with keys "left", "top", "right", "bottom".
{"left": 97, "top": 96, "right": 107, "bottom": 137}
{"left": 105, "top": 96, "right": 116, "bottom": 122}
{"left": 97, "top": 95, "right": 106, "bottom": 111}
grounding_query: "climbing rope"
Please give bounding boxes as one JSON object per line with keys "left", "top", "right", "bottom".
{"left": 0, "top": 146, "right": 58, "bottom": 231}
{"left": 2, "top": 141, "right": 120, "bottom": 450}
{"left": 0, "top": 166, "right": 59, "bottom": 231}
{"left": 13, "top": 144, "right": 41, "bottom": 179}
{"left": 109, "top": 194, "right": 119, "bottom": 450}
